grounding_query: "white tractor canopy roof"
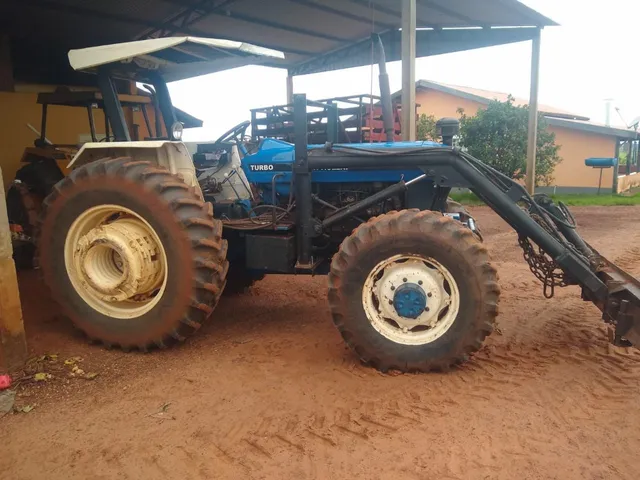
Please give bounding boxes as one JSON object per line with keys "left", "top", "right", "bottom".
{"left": 68, "top": 36, "right": 285, "bottom": 82}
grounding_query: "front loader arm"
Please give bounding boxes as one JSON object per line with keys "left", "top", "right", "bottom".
{"left": 308, "top": 145, "right": 640, "bottom": 347}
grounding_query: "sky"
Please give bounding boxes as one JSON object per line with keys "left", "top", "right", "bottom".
{"left": 168, "top": 0, "right": 640, "bottom": 141}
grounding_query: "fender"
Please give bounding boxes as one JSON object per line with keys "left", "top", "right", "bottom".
{"left": 67, "top": 141, "right": 201, "bottom": 195}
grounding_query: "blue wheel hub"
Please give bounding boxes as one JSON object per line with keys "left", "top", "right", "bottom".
{"left": 393, "top": 283, "right": 427, "bottom": 319}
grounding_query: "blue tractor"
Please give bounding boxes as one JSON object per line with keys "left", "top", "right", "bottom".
{"left": 27, "top": 36, "right": 640, "bottom": 373}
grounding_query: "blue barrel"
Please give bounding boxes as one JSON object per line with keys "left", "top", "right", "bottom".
{"left": 585, "top": 157, "right": 617, "bottom": 168}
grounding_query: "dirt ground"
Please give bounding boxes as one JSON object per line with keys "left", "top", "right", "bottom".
{"left": 2, "top": 206, "right": 640, "bottom": 480}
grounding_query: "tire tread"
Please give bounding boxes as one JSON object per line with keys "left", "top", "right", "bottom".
{"left": 38, "top": 157, "right": 228, "bottom": 351}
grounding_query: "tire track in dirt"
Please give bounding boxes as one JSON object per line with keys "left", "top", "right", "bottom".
{"left": 110, "top": 212, "right": 640, "bottom": 478}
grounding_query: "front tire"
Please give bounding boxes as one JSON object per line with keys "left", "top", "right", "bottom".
{"left": 328, "top": 209, "right": 499, "bottom": 372}
{"left": 38, "top": 157, "right": 228, "bottom": 350}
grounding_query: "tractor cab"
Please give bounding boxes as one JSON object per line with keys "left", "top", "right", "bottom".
{"left": 23, "top": 88, "right": 202, "bottom": 170}
{"left": 68, "top": 36, "right": 284, "bottom": 144}
{"left": 6, "top": 36, "right": 284, "bottom": 267}
{"left": 63, "top": 36, "right": 284, "bottom": 192}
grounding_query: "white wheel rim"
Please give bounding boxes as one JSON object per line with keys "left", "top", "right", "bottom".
{"left": 362, "top": 254, "right": 460, "bottom": 345}
{"left": 64, "top": 205, "right": 168, "bottom": 319}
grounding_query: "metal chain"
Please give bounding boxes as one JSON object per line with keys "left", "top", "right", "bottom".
{"left": 518, "top": 213, "right": 570, "bottom": 299}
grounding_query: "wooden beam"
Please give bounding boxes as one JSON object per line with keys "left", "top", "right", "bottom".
{"left": 0, "top": 168, "right": 27, "bottom": 372}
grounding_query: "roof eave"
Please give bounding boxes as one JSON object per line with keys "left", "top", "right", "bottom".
{"left": 545, "top": 118, "right": 638, "bottom": 139}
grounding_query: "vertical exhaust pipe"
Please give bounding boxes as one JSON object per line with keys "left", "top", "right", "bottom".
{"left": 373, "top": 34, "right": 395, "bottom": 143}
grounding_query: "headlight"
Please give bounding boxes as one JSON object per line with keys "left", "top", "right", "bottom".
{"left": 171, "top": 122, "right": 184, "bottom": 141}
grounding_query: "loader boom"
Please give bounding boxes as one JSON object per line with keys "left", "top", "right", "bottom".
{"left": 291, "top": 93, "right": 640, "bottom": 347}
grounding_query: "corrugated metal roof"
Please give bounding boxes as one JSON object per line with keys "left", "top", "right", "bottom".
{"left": 2, "top": 0, "right": 557, "bottom": 84}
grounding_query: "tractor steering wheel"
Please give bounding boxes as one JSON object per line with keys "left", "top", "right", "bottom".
{"left": 213, "top": 120, "right": 251, "bottom": 146}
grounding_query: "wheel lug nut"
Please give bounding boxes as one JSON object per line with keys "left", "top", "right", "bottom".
{"left": 403, "top": 278, "right": 407, "bottom": 282}
{"left": 390, "top": 286, "right": 395, "bottom": 291}
{"left": 418, "top": 280, "right": 423, "bottom": 285}
{"left": 388, "top": 299, "right": 393, "bottom": 305}
{"left": 427, "top": 292, "right": 432, "bottom": 297}
{"left": 425, "top": 307, "right": 430, "bottom": 312}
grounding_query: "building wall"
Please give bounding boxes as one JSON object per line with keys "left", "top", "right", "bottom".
{"left": 547, "top": 126, "right": 615, "bottom": 190}
{"left": 415, "top": 88, "right": 618, "bottom": 192}
{"left": 416, "top": 89, "right": 483, "bottom": 119}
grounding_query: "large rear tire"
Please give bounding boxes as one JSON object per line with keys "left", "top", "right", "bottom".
{"left": 38, "top": 157, "right": 228, "bottom": 350}
{"left": 328, "top": 209, "right": 499, "bottom": 372}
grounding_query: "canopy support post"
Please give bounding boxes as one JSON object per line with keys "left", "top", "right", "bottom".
{"left": 401, "top": 0, "right": 416, "bottom": 141}
{"left": 525, "top": 28, "right": 542, "bottom": 195}
{"left": 286, "top": 74, "right": 294, "bottom": 105}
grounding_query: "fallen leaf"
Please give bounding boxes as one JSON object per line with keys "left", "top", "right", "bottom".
{"left": 33, "top": 373, "right": 52, "bottom": 382}
{"left": 84, "top": 372, "right": 99, "bottom": 380}
{"left": 64, "top": 356, "right": 83, "bottom": 366}
{"left": 147, "top": 402, "right": 173, "bottom": 419}
{"left": 0, "top": 390, "right": 16, "bottom": 416}
{"left": 20, "top": 404, "right": 35, "bottom": 413}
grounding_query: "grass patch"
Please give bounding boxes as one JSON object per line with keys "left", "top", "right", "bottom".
{"left": 551, "top": 193, "right": 640, "bottom": 206}
{"left": 449, "top": 192, "right": 485, "bottom": 206}
{"left": 449, "top": 191, "right": 640, "bottom": 207}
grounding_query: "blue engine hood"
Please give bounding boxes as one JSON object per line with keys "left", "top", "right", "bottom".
{"left": 242, "top": 138, "right": 443, "bottom": 194}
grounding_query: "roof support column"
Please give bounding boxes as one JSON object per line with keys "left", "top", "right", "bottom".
{"left": 613, "top": 139, "right": 621, "bottom": 193}
{"left": 525, "top": 28, "right": 542, "bottom": 194}
{"left": 401, "top": 0, "right": 417, "bottom": 141}
{"left": 286, "top": 74, "right": 294, "bottom": 105}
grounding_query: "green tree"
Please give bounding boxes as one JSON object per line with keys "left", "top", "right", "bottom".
{"left": 618, "top": 150, "right": 628, "bottom": 166}
{"left": 457, "top": 96, "right": 561, "bottom": 186}
{"left": 416, "top": 113, "right": 438, "bottom": 141}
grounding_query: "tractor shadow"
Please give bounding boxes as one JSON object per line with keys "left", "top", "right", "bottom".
{"left": 16, "top": 270, "right": 344, "bottom": 370}
{"left": 206, "top": 291, "right": 329, "bottom": 337}
{"left": 17, "top": 270, "right": 87, "bottom": 348}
